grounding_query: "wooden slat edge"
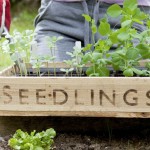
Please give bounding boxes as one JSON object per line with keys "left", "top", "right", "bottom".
{"left": 0, "top": 65, "right": 15, "bottom": 76}
{"left": 0, "top": 111, "right": 149, "bottom": 118}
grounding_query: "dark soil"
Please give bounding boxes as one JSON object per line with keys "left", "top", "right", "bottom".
{"left": 1, "top": 132, "right": 150, "bottom": 150}
{"left": 1, "top": 117, "right": 150, "bottom": 150}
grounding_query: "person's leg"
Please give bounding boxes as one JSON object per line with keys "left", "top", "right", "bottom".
{"left": 34, "top": 0, "right": 85, "bottom": 61}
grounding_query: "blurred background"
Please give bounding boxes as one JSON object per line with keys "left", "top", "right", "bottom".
{"left": 0, "top": 0, "right": 41, "bottom": 70}
{"left": 10, "top": 0, "right": 41, "bottom": 32}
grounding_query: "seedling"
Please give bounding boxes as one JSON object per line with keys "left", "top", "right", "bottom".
{"left": 46, "top": 36, "right": 63, "bottom": 76}
{"left": 43, "top": 55, "right": 55, "bottom": 76}
{"left": 8, "top": 128, "right": 56, "bottom": 150}
{"left": 60, "top": 68, "right": 74, "bottom": 76}
{"left": 1, "top": 30, "right": 34, "bottom": 76}
{"left": 65, "top": 41, "right": 85, "bottom": 76}
{"left": 30, "top": 55, "right": 45, "bottom": 76}
{"left": 82, "top": 0, "right": 150, "bottom": 77}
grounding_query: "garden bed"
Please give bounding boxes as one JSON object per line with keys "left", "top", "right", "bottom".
{"left": 0, "top": 64, "right": 150, "bottom": 118}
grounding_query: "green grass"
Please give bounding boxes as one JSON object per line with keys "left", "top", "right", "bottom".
{"left": 11, "top": 10, "right": 37, "bottom": 32}
{"left": 0, "top": 10, "right": 37, "bottom": 71}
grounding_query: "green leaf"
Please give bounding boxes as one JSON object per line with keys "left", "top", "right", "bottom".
{"left": 121, "top": 20, "right": 132, "bottom": 27}
{"left": 83, "top": 44, "right": 92, "bottom": 51}
{"left": 147, "top": 20, "right": 150, "bottom": 28}
{"left": 86, "top": 67, "right": 94, "bottom": 76}
{"left": 123, "top": 68, "right": 134, "bottom": 77}
{"left": 136, "top": 44, "right": 150, "bottom": 59}
{"left": 60, "top": 68, "right": 66, "bottom": 72}
{"left": 34, "top": 146, "right": 44, "bottom": 150}
{"left": 109, "top": 32, "right": 119, "bottom": 43}
{"left": 69, "top": 68, "right": 74, "bottom": 72}
{"left": 46, "top": 128, "right": 56, "bottom": 138}
{"left": 98, "top": 20, "right": 110, "bottom": 36}
{"left": 82, "top": 53, "right": 91, "bottom": 63}
{"left": 107, "top": 4, "right": 122, "bottom": 18}
{"left": 132, "top": 18, "right": 143, "bottom": 24}
{"left": 123, "top": 0, "right": 137, "bottom": 11}
{"left": 82, "top": 14, "right": 91, "bottom": 22}
{"left": 132, "top": 68, "right": 143, "bottom": 75}
{"left": 92, "top": 52, "right": 102, "bottom": 62}
{"left": 117, "top": 32, "right": 130, "bottom": 41}
{"left": 98, "top": 66, "right": 110, "bottom": 76}
{"left": 126, "top": 48, "right": 139, "bottom": 60}
{"left": 91, "top": 19, "right": 97, "bottom": 34}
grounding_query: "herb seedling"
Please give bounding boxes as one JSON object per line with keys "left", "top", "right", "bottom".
{"left": 46, "top": 36, "right": 63, "bottom": 76}
{"left": 30, "top": 55, "right": 45, "bottom": 76}
{"left": 60, "top": 68, "right": 74, "bottom": 76}
{"left": 66, "top": 41, "right": 85, "bottom": 76}
{"left": 43, "top": 55, "right": 56, "bottom": 76}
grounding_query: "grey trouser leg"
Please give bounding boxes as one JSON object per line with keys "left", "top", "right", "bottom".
{"left": 34, "top": 0, "right": 84, "bottom": 61}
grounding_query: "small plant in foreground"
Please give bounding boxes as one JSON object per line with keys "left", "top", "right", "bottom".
{"left": 8, "top": 128, "right": 56, "bottom": 150}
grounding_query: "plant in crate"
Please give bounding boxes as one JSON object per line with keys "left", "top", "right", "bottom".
{"left": 80, "top": 0, "right": 150, "bottom": 77}
{"left": 1, "top": 0, "right": 150, "bottom": 77}
{"left": 1, "top": 30, "right": 34, "bottom": 76}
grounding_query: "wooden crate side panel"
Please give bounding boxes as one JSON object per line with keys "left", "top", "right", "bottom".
{"left": 0, "top": 66, "right": 15, "bottom": 76}
{"left": 0, "top": 77, "right": 150, "bottom": 117}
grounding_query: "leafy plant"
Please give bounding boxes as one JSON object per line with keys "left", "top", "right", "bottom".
{"left": 8, "top": 128, "right": 56, "bottom": 150}
{"left": 46, "top": 36, "right": 63, "bottom": 76}
{"left": 64, "top": 41, "right": 85, "bottom": 76}
{"left": 82, "top": 0, "right": 150, "bottom": 77}
{"left": 30, "top": 55, "right": 45, "bottom": 76}
{"left": 60, "top": 68, "right": 74, "bottom": 76}
{"left": 1, "top": 30, "right": 34, "bottom": 76}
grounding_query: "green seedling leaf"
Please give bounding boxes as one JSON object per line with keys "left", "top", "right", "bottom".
{"left": 136, "top": 44, "right": 150, "bottom": 59}
{"left": 86, "top": 67, "right": 94, "bottom": 76}
{"left": 132, "top": 68, "right": 143, "bottom": 75}
{"left": 107, "top": 4, "right": 122, "bottom": 18}
{"left": 98, "top": 19, "right": 111, "bottom": 36}
{"left": 132, "top": 18, "right": 143, "bottom": 24}
{"left": 121, "top": 20, "right": 132, "bottom": 27}
{"left": 91, "top": 19, "right": 97, "bottom": 34}
{"left": 126, "top": 48, "right": 139, "bottom": 60}
{"left": 123, "top": 0, "right": 137, "bottom": 11}
{"left": 109, "top": 31, "right": 119, "bottom": 43}
{"left": 82, "top": 53, "right": 91, "bottom": 63}
{"left": 117, "top": 32, "right": 130, "bottom": 41}
{"left": 123, "top": 68, "right": 134, "bottom": 77}
{"left": 98, "top": 66, "right": 110, "bottom": 76}
{"left": 147, "top": 20, "right": 150, "bottom": 28}
{"left": 60, "top": 68, "right": 66, "bottom": 72}
{"left": 83, "top": 44, "right": 92, "bottom": 51}
{"left": 146, "top": 62, "right": 150, "bottom": 70}
{"left": 82, "top": 14, "right": 91, "bottom": 22}
{"left": 92, "top": 52, "right": 102, "bottom": 62}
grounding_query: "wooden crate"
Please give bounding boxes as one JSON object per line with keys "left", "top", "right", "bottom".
{"left": 0, "top": 64, "right": 150, "bottom": 118}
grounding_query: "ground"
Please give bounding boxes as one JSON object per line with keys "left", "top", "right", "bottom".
{"left": 1, "top": 117, "right": 150, "bottom": 150}
{"left": 1, "top": 132, "right": 150, "bottom": 150}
